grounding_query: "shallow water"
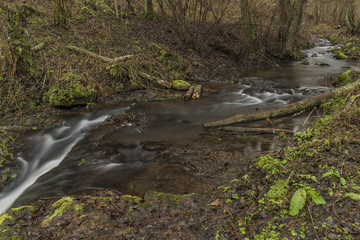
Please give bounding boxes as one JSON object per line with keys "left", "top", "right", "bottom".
{"left": 0, "top": 41, "right": 359, "bottom": 214}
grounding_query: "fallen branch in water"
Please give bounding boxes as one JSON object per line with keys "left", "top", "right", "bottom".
{"left": 203, "top": 78, "right": 360, "bottom": 128}
{"left": 66, "top": 45, "right": 133, "bottom": 63}
{"left": 220, "top": 126, "right": 294, "bottom": 134}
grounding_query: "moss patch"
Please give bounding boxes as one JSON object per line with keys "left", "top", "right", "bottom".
{"left": 120, "top": 195, "right": 143, "bottom": 205}
{"left": 332, "top": 70, "right": 360, "bottom": 87}
{"left": 45, "top": 72, "right": 97, "bottom": 107}
{"left": 334, "top": 50, "right": 348, "bottom": 60}
{"left": 42, "top": 196, "right": 74, "bottom": 226}
{"left": 172, "top": 80, "right": 190, "bottom": 91}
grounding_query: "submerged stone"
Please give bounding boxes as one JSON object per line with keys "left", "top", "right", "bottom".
{"left": 172, "top": 80, "right": 190, "bottom": 91}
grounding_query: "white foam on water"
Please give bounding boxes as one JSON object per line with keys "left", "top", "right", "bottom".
{"left": 0, "top": 107, "right": 129, "bottom": 215}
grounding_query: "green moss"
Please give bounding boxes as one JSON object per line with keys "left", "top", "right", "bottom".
{"left": 121, "top": 195, "right": 143, "bottom": 205}
{"left": 332, "top": 70, "right": 360, "bottom": 87}
{"left": 42, "top": 196, "right": 74, "bottom": 225}
{"left": 172, "top": 80, "right": 190, "bottom": 91}
{"left": 45, "top": 72, "right": 97, "bottom": 107}
{"left": 11, "top": 205, "right": 37, "bottom": 214}
{"left": 93, "top": 196, "right": 113, "bottom": 203}
{"left": 145, "top": 191, "right": 191, "bottom": 205}
{"left": 0, "top": 214, "right": 12, "bottom": 226}
{"left": 334, "top": 51, "right": 348, "bottom": 60}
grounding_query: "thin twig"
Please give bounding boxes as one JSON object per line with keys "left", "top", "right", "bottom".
{"left": 333, "top": 198, "right": 345, "bottom": 223}
{"left": 307, "top": 205, "right": 320, "bottom": 240}
{"left": 302, "top": 107, "right": 317, "bottom": 126}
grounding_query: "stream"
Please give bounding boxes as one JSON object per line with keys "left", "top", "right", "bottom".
{"left": 0, "top": 40, "right": 359, "bottom": 215}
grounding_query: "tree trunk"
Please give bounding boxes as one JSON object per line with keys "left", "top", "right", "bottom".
{"left": 144, "top": 0, "right": 154, "bottom": 19}
{"left": 240, "top": 0, "right": 254, "bottom": 40}
{"left": 280, "top": 0, "right": 308, "bottom": 57}
{"left": 203, "top": 78, "right": 360, "bottom": 128}
{"left": 221, "top": 126, "right": 294, "bottom": 134}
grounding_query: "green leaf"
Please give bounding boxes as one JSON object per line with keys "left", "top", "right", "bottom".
{"left": 345, "top": 193, "right": 360, "bottom": 200}
{"left": 289, "top": 188, "right": 307, "bottom": 216}
{"left": 340, "top": 178, "right": 347, "bottom": 186}
{"left": 306, "top": 188, "right": 326, "bottom": 205}
{"left": 322, "top": 171, "right": 335, "bottom": 178}
{"left": 267, "top": 179, "right": 288, "bottom": 198}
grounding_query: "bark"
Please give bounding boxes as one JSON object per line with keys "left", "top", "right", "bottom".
{"left": 144, "top": 0, "right": 154, "bottom": 19}
{"left": 66, "top": 45, "right": 133, "bottom": 62}
{"left": 192, "top": 85, "right": 202, "bottom": 99}
{"left": 203, "top": 78, "right": 360, "bottom": 128}
{"left": 184, "top": 84, "right": 195, "bottom": 101}
{"left": 221, "top": 126, "right": 294, "bottom": 134}
{"left": 138, "top": 72, "right": 171, "bottom": 89}
{"left": 280, "top": 0, "right": 308, "bottom": 56}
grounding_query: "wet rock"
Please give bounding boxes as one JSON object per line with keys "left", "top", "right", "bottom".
{"left": 301, "top": 60, "right": 309, "bottom": 65}
{"left": 311, "top": 53, "right": 318, "bottom": 57}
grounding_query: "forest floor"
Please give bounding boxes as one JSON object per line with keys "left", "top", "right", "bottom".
{"left": 1, "top": 1, "right": 360, "bottom": 239}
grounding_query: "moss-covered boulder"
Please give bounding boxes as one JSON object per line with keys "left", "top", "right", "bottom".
{"left": 45, "top": 73, "right": 97, "bottom": 107}
{"left": 332, "top": 70, "right": 360, "bottom": 87}
{"left": 334, "top": 50, "right": 348, "bottom": 60}
{"left": 172, "top": 80, "right": 190, "bottom": 91}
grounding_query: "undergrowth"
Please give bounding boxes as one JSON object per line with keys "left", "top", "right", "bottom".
{"left": 214, "top": 86, "right": 360, "bottom": 239}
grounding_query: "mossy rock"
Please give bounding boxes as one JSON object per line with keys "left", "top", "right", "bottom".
{"left": 172, "top": 80, "right": 190, "bottom": 91}
{"left": 332, "top": 70, "right": 360, "bottom": 87}
{"left": 45, "top": 73, "right": 97, "bottom": 107}
{"left": 301, "top": 60, "right": 309, "bottom": 65}
{"left": 334, "top": 51, "right": 348, "bottom": 60}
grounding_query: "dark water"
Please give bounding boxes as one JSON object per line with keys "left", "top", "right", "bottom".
{"left": 0, "top": 41, "right": 359, "bottom": 214}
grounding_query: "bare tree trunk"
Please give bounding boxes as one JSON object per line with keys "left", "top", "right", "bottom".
{"left": 240, "top": 0, "right": 254, "bottom": 40}
{"left": 144, "top": 0, "right": 154, "bottom": 19}
{"left": 281, "top": 0, "right": 308, "bottom": 57}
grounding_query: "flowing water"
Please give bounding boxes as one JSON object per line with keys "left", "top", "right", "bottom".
{"left": 0, "top": 40, "right": 359, "bottom": 215}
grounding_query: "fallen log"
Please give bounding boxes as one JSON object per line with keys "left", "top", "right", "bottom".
{"left": 192, "top": 84, "right": 202, "bottom": 99}
{"left": 203, "top": 78, "right": 360, "bottom": 128}
{"left": 66, "top": 45, "right": 133, "bottom": 63}
{"left": 184, "top": 85, "right": 195, "bottom": 101}
{"left": 138, "top": 71, "right": 171, "bottom": 89}
{"left": 221, "top": 126, "right": 294, "bottom": 134}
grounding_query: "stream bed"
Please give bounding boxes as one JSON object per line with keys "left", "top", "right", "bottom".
{"left": 0, "top": 40, "right": 359, "bottom": 215}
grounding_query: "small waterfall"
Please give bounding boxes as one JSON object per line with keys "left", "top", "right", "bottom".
{"left": 0, "top": 107, "right": 128, "bottom": 215}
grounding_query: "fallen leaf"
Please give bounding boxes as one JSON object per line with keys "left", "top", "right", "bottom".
{"left": 210, "top": 199, "right": 220, "bottom": 206}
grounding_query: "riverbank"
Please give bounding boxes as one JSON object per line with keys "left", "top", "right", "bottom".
{"left": 1, "top": 0, "right": 360, "bottom": 239}
{"left": 1, "top": 79, "right": 360, "bottom": 239}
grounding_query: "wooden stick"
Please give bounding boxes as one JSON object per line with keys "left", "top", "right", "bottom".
{"left": 192, "top": 84, "right": 202, "bottom": 99}
{"left": 138, "top": 71, "right": 171, "bottom": 89}
{"left": 66, "top": 45, "right": 133, "bottom": 63}
{"left": 31, "top": 42, "right": 46, "bottom": 52}
{"left": 184, "top": 84, "right": 195, "bottom": 101}
{"left": 203, "top": 78, "right": 360, "bottom": 128}
{"left": 220, "top": 126, "right": 294, "bottom": 134}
